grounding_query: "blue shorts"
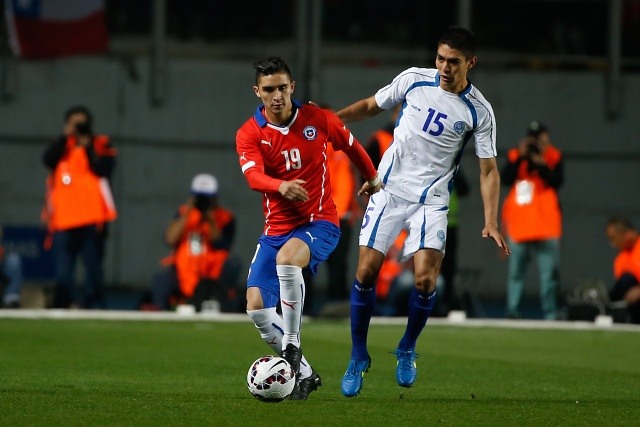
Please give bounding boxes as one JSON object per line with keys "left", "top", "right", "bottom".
{"left": 247, "top": 220, "right": 340, "bottom": 308}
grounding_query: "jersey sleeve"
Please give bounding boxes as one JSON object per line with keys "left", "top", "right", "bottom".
{"left": 374, "top": 67, "right": 424, "bottom": 110}
{"left": 473, "top": 104, "right": 498, "bottom": 158}
{"left": 235, "top": 123, "right": 283, "bottom": 193}
{"left": 324, "top": 110, "right": 377, "bottom": 181}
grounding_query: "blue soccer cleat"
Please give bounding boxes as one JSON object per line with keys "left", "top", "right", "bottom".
{"left": 340, "top": 357, "right": 371, "bottom": 397}
{"left": 393, "top": 349, "right": 419, "bottom": 387}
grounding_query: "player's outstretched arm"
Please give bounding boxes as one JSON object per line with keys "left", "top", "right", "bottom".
{"left": 479, "top": 157, "right": 511, "bottom": 256}
{"left": 336, "top": 96, "right": 384, "bottom": 124}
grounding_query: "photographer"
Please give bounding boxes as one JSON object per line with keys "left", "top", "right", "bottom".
{"left": 42, "top": 105, "right": 117, "bottom": 309}
{"left": 500, "top": 121, "right": 564, "bottom": 319}
{"left": 146, "top": 174, "right": 240, "bottom": 312}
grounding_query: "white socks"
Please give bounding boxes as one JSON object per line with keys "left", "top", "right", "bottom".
{"left": 247, "top": 307, "right": 312, "bottom": 379}
{"left": 276, "top": 264, "right": 305, "bottom": 349}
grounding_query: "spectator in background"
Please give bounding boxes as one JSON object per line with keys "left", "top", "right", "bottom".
{"left": 42, "top": 106, "right": 117, "bottom": 309}
{"left": 147, "top": 173, "right": 240, "bottom": 313}
{"left": 325, "top": 142, "right": 362, "bottom": 303}
{"left": 501, "top": 121, "right": 563, "bottom": 320}
{"left": 0, "top": 227, "right": 23, "bottom": 309}
{"left": 606, "top": 216, "right": 640, "bottom": 323}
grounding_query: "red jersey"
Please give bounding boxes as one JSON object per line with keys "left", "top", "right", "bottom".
{"left": 236, "top": 102, "right": 376, "bottom": 235}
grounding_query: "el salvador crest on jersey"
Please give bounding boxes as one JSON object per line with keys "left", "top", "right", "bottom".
{"left": 453, "top": 121, "right": 465, "bottom": 135}
{"left": 303, "top": 126, "right": 317, "bottom": 141}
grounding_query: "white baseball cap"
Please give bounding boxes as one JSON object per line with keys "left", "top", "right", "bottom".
{"left": 190, "top": 173, "right": 218, "bottom": 196}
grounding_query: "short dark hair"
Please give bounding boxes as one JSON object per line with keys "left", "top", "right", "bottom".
{"left": 64, "top": 105, "right": 92, "bottom": 126}
{"left": 253, "top": 56, "right": 292, "bottom": 84}
{"left": 607, "top": 215, "right": 635, "bottom": 231}
{"left": 437, "top": 26, "right": 477, "bottom": 59}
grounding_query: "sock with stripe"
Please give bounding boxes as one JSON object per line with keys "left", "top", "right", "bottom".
{"left": 398, "top": 288, "right": 436, "bottom": 351}
{"left": 350, "top": 279, "right": 376, "bottom": 360}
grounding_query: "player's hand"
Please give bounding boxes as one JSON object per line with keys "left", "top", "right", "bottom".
{"left": 624, "top": 285, "right": 640, "bottom": 304}
{"left": 482, "top": 226, "right": 511, "bottom": 256}
{"left": 279, "top": 179, "right": 308, "bottom": 202}
{"left": 358, "top": 181, "right": 382, "bottom": 196}
{"left": 358, "top": 174, "right": 382, "bottom": 196}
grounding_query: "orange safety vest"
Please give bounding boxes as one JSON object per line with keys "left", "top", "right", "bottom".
{"left": 501, "top": 145, "right": 562, "bottom": 243}
{"left": 163, "top": 205, "right": 234, "bottom": 298}
{"left": 372, "top": 129, "right": 394, "bottom": 159}
{"left": 613, "top": 236, "right": 640, "bottom": 281}
{"left": 371, "top": 128, "right": 403, "bottom": 300}
{"left": 376, "top": 230, "right": 408, "bottom": 300}
{"left": 327, "top": 144, "right": 358, "bottom": 221}
{"left": 44, "top": 135, "right": 117, "bottom": 233}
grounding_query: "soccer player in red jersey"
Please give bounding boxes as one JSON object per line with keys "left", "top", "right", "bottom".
{"left": 236, "top": 56, "right": 381, "bottom": 400}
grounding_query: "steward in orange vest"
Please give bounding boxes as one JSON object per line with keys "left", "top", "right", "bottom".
{"left": 151, "top": 174, "right": 237, "bottom": 312}
{"left": 162, "top": 203, "right": 235, "bottom": 299}
{"left": 42, "top": 105, "right": 117, "bottom": 308}
{"left": 501, "top": 126, "right": 563, "bottom": 243}
{"left": 606, "top": 216, "right": 640, "bottom": 323}
{"left": 500, "top": 121, "right": 563, "bottom": 320}
{"left": 325, "top": 143, "right": 362, "bottom": 301}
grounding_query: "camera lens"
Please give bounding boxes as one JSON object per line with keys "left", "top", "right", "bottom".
{"left": 76, "top": 122, "right": 91, "bottom": 135}
{"left": 194, "top": 196, "right": 211, "bottom": 212}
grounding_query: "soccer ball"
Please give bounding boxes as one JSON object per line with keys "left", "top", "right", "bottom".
{"left": 247, "top": 355, "right": 296, "bottom": 402}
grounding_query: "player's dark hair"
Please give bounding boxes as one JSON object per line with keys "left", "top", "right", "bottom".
{"left": 607, "top": 215, "right": 635, "bottom": 231}
{"left": 64, "top": 105, "right": 93, "bottom": 127}
{"left": 437, "top": 26, "right": 477, "bottom": 58}
{"left": 253, "top": 56, "right": 292, "bottom": 84}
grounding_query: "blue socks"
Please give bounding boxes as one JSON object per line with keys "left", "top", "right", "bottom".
{"left": 398, "top": 288, "right": 436, "bottom": 351}
{"left": 350, "top": 280, "right": 436, "bottom": 358}
{"left": 350, "top": 279, "right": 376, "bottom": 360}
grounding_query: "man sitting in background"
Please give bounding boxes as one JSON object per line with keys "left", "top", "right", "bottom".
{"left": 147, "top": 173, "right": 240, "bottom": 312}
{"left": 606, "top": 216, "right": 640, "bottom": 323}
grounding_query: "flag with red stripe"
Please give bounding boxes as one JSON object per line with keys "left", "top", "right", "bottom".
{"left": 4, "top": 0, "right": 108, "bottom": 59}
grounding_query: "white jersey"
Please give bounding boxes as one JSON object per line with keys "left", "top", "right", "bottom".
{"left": 375, "top": 67, "right": 497, "bottom": 206}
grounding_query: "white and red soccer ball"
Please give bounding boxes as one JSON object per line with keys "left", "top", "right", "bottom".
{"left": 246, "top": 355, "right": 296, "bottom": 402}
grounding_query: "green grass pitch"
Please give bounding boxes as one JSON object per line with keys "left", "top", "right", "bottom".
{"left": 1, "top": 317, "right": 639, "bottom": 425}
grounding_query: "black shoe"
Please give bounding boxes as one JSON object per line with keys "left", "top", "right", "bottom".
{"left": 282, "top": 343, "right": 302, "bottom": 375}
{"left": 289, "top": 370, "right": 321, "bottom": 400}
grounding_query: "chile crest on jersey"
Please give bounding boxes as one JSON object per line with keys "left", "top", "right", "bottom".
{"left": 303, "top": 126, "right": 318, "bottom": 141}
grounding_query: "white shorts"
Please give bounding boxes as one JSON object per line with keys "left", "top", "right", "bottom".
{"left": 358, "top": 189, "right": 448, "bottom": 261}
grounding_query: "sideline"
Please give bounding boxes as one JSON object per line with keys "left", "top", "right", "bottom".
{"left": 1, "top": 309, "right": 639, "bottom": 332}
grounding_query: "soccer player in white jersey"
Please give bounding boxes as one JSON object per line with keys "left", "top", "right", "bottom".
{"left": 338, "top": 26, "right": 511, "bottom": 397}
{"left": 236, "top": 57, "right": 381, "bottom": 400}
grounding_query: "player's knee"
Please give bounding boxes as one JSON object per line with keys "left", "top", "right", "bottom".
{"left": 356, "top": 264, "right": 381, "bottom": 286}
{"left": 414, "top": 273, "right": 437, "bottom": 293}
{"left": 246, "top": 288, "right": 264, "bottom": 311}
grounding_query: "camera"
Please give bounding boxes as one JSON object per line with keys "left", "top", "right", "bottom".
{"left": 76, "top": 122, "right": 92, "bottom": 136}
{"left": 194, "top": 195, "right": 211, "bottom": 212}
{"left": 527, "top": 140, "right": 540, "bottom": 155}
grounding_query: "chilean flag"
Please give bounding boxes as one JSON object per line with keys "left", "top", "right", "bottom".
{"left": 5, "top": 0, "right": 108, "bottom": 59}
